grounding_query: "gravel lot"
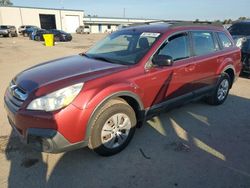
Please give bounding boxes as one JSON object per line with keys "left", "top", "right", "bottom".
{"left": 0, "top": 34, "right": 250, "bottom": 188}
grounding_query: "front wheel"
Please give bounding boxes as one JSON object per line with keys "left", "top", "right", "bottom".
{"left": 88, "top": 98, "right": 137, "bottom": 156}
{"left": 206, "top": 73, "right": 231, "bottom": 105}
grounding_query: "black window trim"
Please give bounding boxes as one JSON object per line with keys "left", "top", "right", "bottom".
{"left": 157, "top": 32, "right": 192, "bottom": 62}
{"left": 190, "top": 30, "right": 219, "bottom": 57}
{"left": 154, "top": 31, "right": 193, "bottom": 65}
{"left": 216, "top": 31, "right": 234, "bottom": 50}
{"left": 145, "top": 29, "right": 225, "bottom": 69}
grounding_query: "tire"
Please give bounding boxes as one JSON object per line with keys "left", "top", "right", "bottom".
{"left": 206, "top": 73, "right": 231, "bottom": 105}
{"left": 54, "top": 36, "right": 60, "bottom": 42}
{"left": 88, "top": 98, "right": 137, "bottom": 156}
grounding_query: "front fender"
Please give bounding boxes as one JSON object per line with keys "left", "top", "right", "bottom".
{"left": 72, "top": 82, "right": 144, "bottom": 110}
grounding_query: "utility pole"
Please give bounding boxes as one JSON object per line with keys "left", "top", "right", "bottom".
{"left": 123, "top": 8, "right": 126, "bottom": 18}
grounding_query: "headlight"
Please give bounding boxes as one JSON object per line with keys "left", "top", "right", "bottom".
{"left": 235, "top": 37, "right": 247, "bottom": 48}
{"left": 27, "top": 83, "right": 83, "bottom": 112}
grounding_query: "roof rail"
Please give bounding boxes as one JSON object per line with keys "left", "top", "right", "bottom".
{"left": 126, "top": 20, "right": 223, "bottom": 28}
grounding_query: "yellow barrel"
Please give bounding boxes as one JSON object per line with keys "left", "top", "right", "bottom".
{"left": 43, "top": 34, "right": 54, "bottom": 46}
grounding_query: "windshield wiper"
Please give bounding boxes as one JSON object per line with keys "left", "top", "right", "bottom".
{"left": 91, "top": 56, "right": 112, "bottom": 63}
{"left": 81, "top": 53, "right": 129, "bottom": 65}
{"left": 79, "top": 53, "right": 91, "bottom": 58}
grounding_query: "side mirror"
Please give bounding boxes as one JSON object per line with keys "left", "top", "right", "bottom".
{"left": 152, "top": 55, "right": 173, "bottom": 66}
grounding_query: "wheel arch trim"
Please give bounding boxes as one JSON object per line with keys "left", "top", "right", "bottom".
{"left": 85, "top": 91, "right": 144, "bottom": 141}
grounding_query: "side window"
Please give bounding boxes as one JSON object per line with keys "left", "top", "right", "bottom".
{"left": 218, "top": 32, "right": 233, "bottom": 48}
{"left": 191, "top": 31, "right": 217, "bottom": 56}
{"left": 158, "top": 33, "right": 190, "bottom": 61}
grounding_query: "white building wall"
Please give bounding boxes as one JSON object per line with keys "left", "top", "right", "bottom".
{"left": 20, "top": 8, "right": 61, "bottom": 29}
{"left": 101, "top": 25, "right": 108, "bottom": 33}
{"left": 60, "top": 10, "right": 84, "bottom": 32}
{"left": 0, "top": 7, "right": 23, "bottom": 29}
{"left": 111, "top": 25, "right": 117, "bottom": 32}
{"left": 0, "top": 6, "right": 84, "bottom": 33}
{"left": 90, "top": 25, "right": 99, "bottom": 33}
{"left": 83, "top": 17, "right": 159, "bottom": 33}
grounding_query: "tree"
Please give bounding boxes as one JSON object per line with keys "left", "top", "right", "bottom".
{"left": 238, "top": 17, "right": 247, "bottom": 20}
{"left": 0, "top": 0, "right": 13, "bottom": 6}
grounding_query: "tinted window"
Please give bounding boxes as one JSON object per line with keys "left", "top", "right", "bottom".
{"left": 158, "top": 33, "right": 190, "bottom": 61}
{"left": 192, "top": 31, "right": 216, "bottom": 56}
{"left": 0, "top": 26, "right": 8, "bottom": 29}
{"left": 218, "top": 32, "right": 233, "bottom": 48}
{"left": 229, "top": 23, "right": 250, "bottom": 36}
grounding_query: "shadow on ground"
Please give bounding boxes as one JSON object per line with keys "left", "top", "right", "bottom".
{"left": 3, "top": 94, "right": 250, "bottom": 188}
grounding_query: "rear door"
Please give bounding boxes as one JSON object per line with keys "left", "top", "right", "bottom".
{"left": 190, "top": 31, "right": 221, "bottom": 92}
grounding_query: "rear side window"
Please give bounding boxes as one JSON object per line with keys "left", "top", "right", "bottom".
{"left": 218, "top": 32, "right": 233, "bottom": 48}
{"left": 191, "top": 31, "right": 216, "bottom": 56}
{"left": 158, "top": 33, "right": 190, "bottom": 61}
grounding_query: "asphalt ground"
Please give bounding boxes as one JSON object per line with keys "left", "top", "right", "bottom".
{"left": 0, "top": 34, "right": 250, "bottom": 188}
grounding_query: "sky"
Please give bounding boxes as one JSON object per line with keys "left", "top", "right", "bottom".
{"left": 11, "top": 0, "right": 250, "bottom": 21}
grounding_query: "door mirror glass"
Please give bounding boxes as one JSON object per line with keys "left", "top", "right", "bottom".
{"left": 152, "top": 55, "right": 173, "bottom": 66}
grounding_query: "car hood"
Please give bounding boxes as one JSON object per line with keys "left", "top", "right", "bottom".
{"left": 13, "top": 55, "right": 127, "bottom": 93}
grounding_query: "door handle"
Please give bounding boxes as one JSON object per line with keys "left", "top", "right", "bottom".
{"left": 185, "top": 64, "right": 195, "bottom": 72}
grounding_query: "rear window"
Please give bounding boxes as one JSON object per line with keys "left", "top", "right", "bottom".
{"left": 191, "top": 31, "right": 217, "bottom": 56}
{"left": 217, "top": 32, "right": 233, "bottom": 48}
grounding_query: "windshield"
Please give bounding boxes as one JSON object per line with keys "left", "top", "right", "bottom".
{"left": 229, "top": 23, "right": 250, "bottom": 36}
{"left": 86, "top": 30, "right": 161, "bottom": 65}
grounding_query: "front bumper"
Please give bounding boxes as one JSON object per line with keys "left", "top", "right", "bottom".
{"left": 8, "top": 116, "right": 87, "bottom": 153}
{"left": 242, "top": 52, "right": 250, "bottom": 73}
{"left": 0, "top": 30, "right": 8, "bottom": 35}
{"left": 4, "top": 91, "right": 90, "bottom": 153}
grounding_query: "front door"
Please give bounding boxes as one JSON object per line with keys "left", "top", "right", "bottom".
{"left": 152, "top": 32, "right": 197, "bottom": 103}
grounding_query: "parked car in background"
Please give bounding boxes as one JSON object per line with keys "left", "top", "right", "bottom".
{"left": 48, "top": 29, "right": 72, "bottom": 42}
{"left": 18, "top": 25, "right": 36, "bottom": 34}
{"left": 29, "top": 29, "right": 49, "bottom": 41}
{"left": 228, "top": 20, "right": 250, "bottom": 76}
{"left": 4, "top": 21, "right": 241, "bottom": 156}
{"left": 22, "top": 26, "right": 40, "bottom": 37}
{"left": 76, "top": 25, "right": 90, "bottom": 34}
{"left": 0, "top": 25, "right": 18, "bottom": 37}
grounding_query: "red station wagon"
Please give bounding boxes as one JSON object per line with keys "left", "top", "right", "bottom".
{"left": 4, "top": 21, "right": 241, "bottom": 156}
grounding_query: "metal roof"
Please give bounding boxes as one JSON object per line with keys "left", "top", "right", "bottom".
{"left": 0, "top": 5, "right": 84, "bottom": 12}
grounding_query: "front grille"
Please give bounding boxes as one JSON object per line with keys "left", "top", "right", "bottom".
{"left": 5, "top": 81, "right": 28, "bottom": 112}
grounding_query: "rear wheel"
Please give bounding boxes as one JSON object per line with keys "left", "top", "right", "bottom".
{"left": 206, "top": 73, "right": 231, "bottom": 105}
{"left": 88, "top": 98, "right": 136, "bottom": 156}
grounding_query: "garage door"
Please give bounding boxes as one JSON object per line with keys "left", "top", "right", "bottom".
{"left": 65, "top": 15, "right": 80, "bottom": 33}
